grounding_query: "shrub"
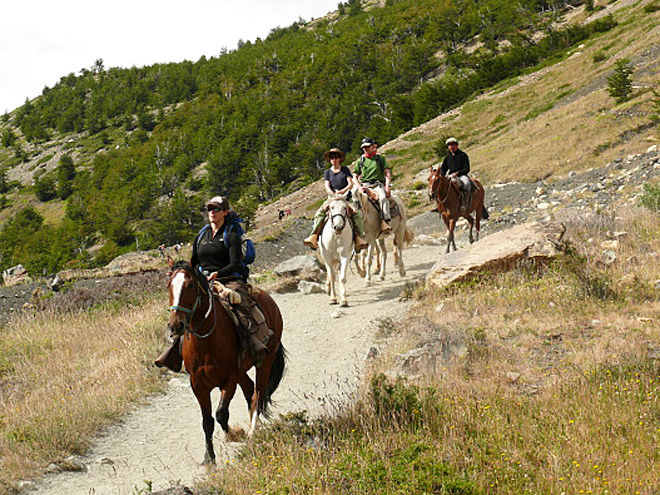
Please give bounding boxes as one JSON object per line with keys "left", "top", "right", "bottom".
{"left": 641, "top": 182, "right": 660, "bottom": 212}
{"left": 592, "top": 51, "right": 608, "bottom": 63}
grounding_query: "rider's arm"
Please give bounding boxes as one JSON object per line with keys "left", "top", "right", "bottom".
{"left": 384, "top": 168, "right": 392, "bottom": 188}
{"left": 339, "top": 174, "right": 354, "bottom": 195}
{"left": 214, "top": 232, "right": 242, "bottom": 278}
{"left": 324, "top": 179, "right": 335, "bottom": 196}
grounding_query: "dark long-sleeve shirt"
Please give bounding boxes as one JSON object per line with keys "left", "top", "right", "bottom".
{"left": 441, "top": 149, "right": 470, "bottom": 177}
{"left": 191, "top": 222, "right": 241, "bottom": 281}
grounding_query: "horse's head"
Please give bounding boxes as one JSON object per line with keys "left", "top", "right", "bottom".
{"left": 428, "top": 166, "right": 440, "bottom": 201}
{"left": 327, "top": 198, "right": 348, "bottom": 233}
{"left": 166, "top": 259, "right": 209, "bottom": 336}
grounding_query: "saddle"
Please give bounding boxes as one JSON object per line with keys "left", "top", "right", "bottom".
{"left": 364, "top": 190, "right": 401, "bottom": 219}
{"left": 212, "top": 281, "right": 272, "bottom": 367}
{"left": 449, "top": 177, "right": 474, "bottom": 213}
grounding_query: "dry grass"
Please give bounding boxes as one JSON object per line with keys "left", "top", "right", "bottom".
{"left": 204, "top": 208, "right": 660, "bottom": 494}
{"left": 0, "top": 291, "right": 167, "bottom": 492}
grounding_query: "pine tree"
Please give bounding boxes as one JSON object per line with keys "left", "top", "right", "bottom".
{"left": 607, "top": 59, "right": 634, "bottom": 103}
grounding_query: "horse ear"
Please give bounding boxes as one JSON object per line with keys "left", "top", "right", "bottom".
{"left": 166, "top": 255, "right": 175, "bottom": 269}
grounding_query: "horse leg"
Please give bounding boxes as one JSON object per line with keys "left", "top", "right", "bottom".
{"left": 238, "top": 373, "right": 255, "bottom": 409}
{"left": 217, "top": 381, "right": 243, "bottom": 442}
{"left": 192, "top": 386, "right": 216, "bottom": 465}
{"left": 394, "top": 228, "right": 406, "bottom": 277}
{"left": 327, "top": 263, "right": 338, "bottom": 305}
{"left": 377, "top": 238, "right": 387, "bottom": 281}
{"left": 466, "top": 215, "right": 475, "bottom": 244}
{"left": 338, "top": 256, "right": 349, "bottom": 307}
{"left": 354, "top": 249, "right": 366, "bottom": 278}
{"left": 448, "top": 218, "right": 458, "bottom": 252}
{"left": 364, "top": 244, "right": 374, "bottom": 286}
{"left": 248, "top": 358, "right": 273, "bottom": 437}
{"left": 475, "top": 202, "right": 482, "bottom": 242}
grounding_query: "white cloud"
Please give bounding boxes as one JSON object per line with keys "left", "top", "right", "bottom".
{"left": 0, "top": 0, "right": 338, "bottom": 113}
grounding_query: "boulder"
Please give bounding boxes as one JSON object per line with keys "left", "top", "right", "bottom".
{"left": 2, "top": 264, "right": 31, "bottom": 287}
{"left": 393, "top": 340, "right": 468, "bottom": 377}
{"left": 273, "top": 255, "right": 323, "bottom": 277}
{"left": 426, "top": 221, "right": 566, "bottom": 290}
{"left": 298, "top": 280, "right": 325, "bottom": 294}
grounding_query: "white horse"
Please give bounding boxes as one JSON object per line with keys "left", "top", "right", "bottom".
{"left": 352, "top": 186, "right": 414, "bottom": 286}
{"left": 319, "top": 197, "right": 354, "bottom": 307}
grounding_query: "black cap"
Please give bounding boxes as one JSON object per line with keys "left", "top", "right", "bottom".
{"left": 360, "top": 137, "right": 376, "bottom": 149}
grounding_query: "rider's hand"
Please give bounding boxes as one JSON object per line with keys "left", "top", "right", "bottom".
{"left": 208, "top": 272, "right": 217, "bottom": 282}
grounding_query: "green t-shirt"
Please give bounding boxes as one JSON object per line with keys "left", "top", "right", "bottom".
{"left": 353, "top": 154, "right": 389, "bottom": 182}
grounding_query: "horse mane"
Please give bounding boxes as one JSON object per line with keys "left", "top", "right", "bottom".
{"left": 171, "top": 260, "right": 211, "bottom": 293}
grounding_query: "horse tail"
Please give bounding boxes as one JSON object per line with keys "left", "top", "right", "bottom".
{"left": 404, "top": 227, "right": 415, "bottom": 246}
{"left": 259, "top": 343, "right": 287, "bottom": 418}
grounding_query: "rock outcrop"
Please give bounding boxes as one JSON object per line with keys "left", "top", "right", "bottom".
{"left": 426, "top": 221, "right": 566, "bottom": 290}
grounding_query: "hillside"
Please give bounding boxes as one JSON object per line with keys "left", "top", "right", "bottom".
{"left": 0, "top": 0, "right": 637, "bottom": 277}
{"left": 0, "top": 0, "right": 659, "bottom": 493}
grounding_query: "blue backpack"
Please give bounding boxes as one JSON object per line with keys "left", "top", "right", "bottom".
{"left": 197, "top": 215, "right": 255, "bottom": 279}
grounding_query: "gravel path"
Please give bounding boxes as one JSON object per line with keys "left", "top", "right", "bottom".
{"left": 30, "top": 240, "right": 444, "bottom": 495}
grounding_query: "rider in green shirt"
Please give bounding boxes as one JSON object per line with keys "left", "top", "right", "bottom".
{"left": 353, "top": 137, "right": 392, "bottom": 234}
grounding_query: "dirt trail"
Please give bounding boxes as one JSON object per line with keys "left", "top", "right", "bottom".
{"left": 31, "top": 240, "right": 443, "bottom": 495}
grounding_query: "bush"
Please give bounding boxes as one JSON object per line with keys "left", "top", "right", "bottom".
{"left": 641, "top": 182, "right": 660, "bottom": 212}
{"left": 592, "top": 51, "right": 608, "bottom": 63}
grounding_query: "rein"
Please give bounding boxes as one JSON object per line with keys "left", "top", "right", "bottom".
{"left": 169, "top": 270, "right": 217, "bottom": 339}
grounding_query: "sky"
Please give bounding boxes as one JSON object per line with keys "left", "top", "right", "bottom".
{"left": 0, "top": 0, "right": 340, "bottom": 114}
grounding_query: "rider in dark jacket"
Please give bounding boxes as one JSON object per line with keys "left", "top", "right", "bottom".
{"left": 155, "top": 196, "right": 270, "bottom": 372}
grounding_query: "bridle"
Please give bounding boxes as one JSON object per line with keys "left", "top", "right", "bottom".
{"left": 329, "top": 199, "right": 348, "bottom": 232}
{"left": 430, "top": 170, "right": 452, "bottom": 205}
{"left": 168, "top": 267, "right": 217, "bottom": 339}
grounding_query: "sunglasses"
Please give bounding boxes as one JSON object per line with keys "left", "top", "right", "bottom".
{"left": 207, "top": 206, "right": 224, "bottom": 213}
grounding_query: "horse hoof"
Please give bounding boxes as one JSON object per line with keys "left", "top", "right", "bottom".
{"left": 329, "top": 299, "right": 338, "bottom": 305}
{"left": 339, "top": 300, "right": 348, "bottom": 307}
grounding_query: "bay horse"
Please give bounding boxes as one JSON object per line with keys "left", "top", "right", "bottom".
{"left": 352, "top": 186, "right": 414, "bottom": 286}
{"left": 428, "top": 167, "right": 486, "bottom": 253}
{"left": 166, "top": 259, "right": 286, "bottom": 465}
{"left": 319, "top": 197, "right": 354, "bottom": 307}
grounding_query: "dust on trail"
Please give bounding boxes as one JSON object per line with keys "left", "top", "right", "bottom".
{"left": 31, "top": 242, "right": 443, "bottom": 495}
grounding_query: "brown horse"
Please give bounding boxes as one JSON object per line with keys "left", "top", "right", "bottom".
{"left": 166, "top": 259, "right": 286, "bottom": 465}
{"left": 428, "top": 167, "right": 486, "bottom": 253}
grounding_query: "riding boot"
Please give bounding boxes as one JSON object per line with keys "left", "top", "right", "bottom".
{"left": 303, "top": 233, "right": 319, "bottom": 250}
{"left": 355, "top": 236, "right": 369, "bottom": 252}
{"left": 350, "top": 216, "right": 368, "bottom": 252}
{"left": 154, "top": 335, "right": 183, "bottom": 372}
{"left": 380, "top": 219, "right": 392, "bottom": 235}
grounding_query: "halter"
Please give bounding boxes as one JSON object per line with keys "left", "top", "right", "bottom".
{"left": 169, "top": 268, "right": 217, "bottom": 339}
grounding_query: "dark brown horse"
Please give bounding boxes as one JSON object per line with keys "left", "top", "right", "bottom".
{"left": 166, "top": 259, "right": 286, "bottom": 465}
{"left": 428, "top": 167, "right": 486, "bottom": 253}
